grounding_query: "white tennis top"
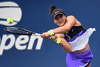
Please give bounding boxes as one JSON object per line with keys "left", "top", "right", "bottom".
{"left": 63, "top": 28, "right": 96, "bottom": 52}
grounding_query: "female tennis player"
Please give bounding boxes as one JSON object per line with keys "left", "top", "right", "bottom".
{"left": 41, "top": 5, "right": 96, "bottom": 67}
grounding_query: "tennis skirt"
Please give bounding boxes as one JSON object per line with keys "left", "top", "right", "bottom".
{"left": 66, "top": 47, "right": 94, "bottom": 67}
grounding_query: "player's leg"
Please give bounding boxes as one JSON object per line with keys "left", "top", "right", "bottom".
{"left": 88, "top": 62, "right": 91, "bottom": 67}
{"left": 88, "top": 63, "right": 91, "bottom": 67}
{"left": 84, "top": 61, "right": 91, "bottom": 67}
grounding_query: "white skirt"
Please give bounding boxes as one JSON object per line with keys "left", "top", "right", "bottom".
{"left": 67, "top": 28, "right": 96, "bottom": 52}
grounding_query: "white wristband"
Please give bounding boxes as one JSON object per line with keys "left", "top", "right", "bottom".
{"left": 48, "top": 30, "right": 54, "bottom": 35}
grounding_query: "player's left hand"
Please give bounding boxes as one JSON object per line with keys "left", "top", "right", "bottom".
{"left": 49, "top": 35, "right": 57, "bottom": 42}
{"left": 41, "top": 32, "right": 50, "bottom": 38}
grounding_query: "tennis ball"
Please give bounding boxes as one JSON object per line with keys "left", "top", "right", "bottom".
{"left": 7, "top": 18, "right": 13, "bottom": 24}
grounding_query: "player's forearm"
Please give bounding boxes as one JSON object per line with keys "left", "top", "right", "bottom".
{"left": 49, "top": 34, "right": 72, "bottom": 52}
{"left": 53, "top": 26, "right": 68, "bottom": 34}
{"left": 58, "top": 37, "right": 72, "bottom": 52}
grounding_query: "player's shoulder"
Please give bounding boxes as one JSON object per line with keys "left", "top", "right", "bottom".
{"left": 66, "top": 15, "right": 76, "bottom": 22}
{"left": 67, "top": 15, "right": 75, "bottom": 19}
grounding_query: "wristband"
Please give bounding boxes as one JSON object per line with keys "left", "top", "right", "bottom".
{"left": 56, "top": 37, "right": 61, "bottom": 44}
{"left": 48, "top": 30, "right": 54, "bottom": 35}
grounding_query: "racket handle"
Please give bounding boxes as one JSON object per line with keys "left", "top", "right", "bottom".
{"left": 33, "top": 33, "right": 56, "bottom": 39}
{"left": 47, "top": 35, "right": 57, "bottom": 39}
{"left": 47, "top": 36, "right": 51, "bottom": 39}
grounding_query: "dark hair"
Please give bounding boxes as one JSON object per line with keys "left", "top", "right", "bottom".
{"left": 49, "top": 5, "right": 56, "bottom": 14}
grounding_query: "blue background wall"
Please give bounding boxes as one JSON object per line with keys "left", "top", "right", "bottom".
{"left": 0, "top": 0, "right": 99, "bottom": 67}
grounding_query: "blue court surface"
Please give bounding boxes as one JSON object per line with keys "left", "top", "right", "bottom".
{"left": 0, "top": 0, "right": 100, "bottom": 67}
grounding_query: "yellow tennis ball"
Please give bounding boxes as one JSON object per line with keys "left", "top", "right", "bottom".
{"left": 7, "top": 18, "right": 13, "bottom": 24}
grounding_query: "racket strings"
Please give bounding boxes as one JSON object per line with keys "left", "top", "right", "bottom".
{"left": 5, "top": 27, "right": 32, "bottom": 35}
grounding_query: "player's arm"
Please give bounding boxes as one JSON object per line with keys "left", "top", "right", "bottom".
{"left": 41, "top": 16, "right": 76, "bottom": 38}
{"left": 49, "top": 34, "right": 72, "bottom": 52}
{"left": 53, "top": 16, "right": 76, "bottom": 34}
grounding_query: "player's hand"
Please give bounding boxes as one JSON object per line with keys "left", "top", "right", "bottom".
{"left": 49, "top": 35, "right": 57, "bottom": 42}
{"left": 41, "top": 32, "right": 50, "bottom": 38}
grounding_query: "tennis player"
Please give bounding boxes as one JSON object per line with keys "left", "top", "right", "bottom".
{"left": 41, "top": 5, "right": 96, "bottom": 67}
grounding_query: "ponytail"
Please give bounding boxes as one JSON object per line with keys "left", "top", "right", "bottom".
{"left": 49, "top": 5, "right": 56, "bottom": 14}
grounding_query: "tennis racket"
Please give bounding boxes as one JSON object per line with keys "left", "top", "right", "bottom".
{"left": 4, "top": 27, "right": 50, "bottom": 38}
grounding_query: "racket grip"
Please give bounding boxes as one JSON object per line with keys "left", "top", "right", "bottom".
{"left": 47, "top": 36, "right": 51, "bottom": 38}
{"left": 47, "top": 35, "right": 57, "bottom": 39}
{"left": 35, "top": 33, "right": 56, "bottom": 39}
{"left": 34, "top": 34, "right": 50, "bottom": 39}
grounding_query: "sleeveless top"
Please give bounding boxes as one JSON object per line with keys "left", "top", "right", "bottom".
{"left": 63, "top": 26, "right": 96, "bottom": 52}
{"left": 64, "top": 26, "right": 86, "bottom": 40}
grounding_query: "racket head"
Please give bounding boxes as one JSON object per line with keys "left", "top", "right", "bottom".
{"left": 4, "top": 27, "right": 35, "bottom": 35}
